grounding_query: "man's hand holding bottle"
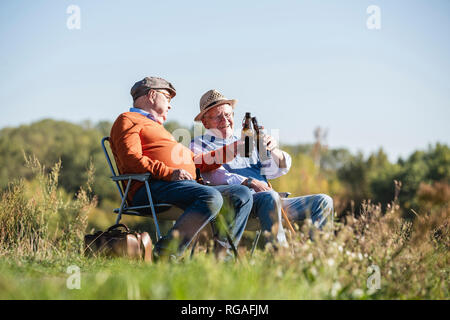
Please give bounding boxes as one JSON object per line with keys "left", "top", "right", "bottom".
{"left": 242, "top": 177, "right": 272, "bottom": 192}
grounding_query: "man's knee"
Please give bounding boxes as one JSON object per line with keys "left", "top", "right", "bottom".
{"left": 257, "top": 190, "right": 281, "bottom": 210}
{"left": 314, "top": 194, "right": 334, "bottom": 228}
{"left": 200, "top": 187, "right": 223, "bottom": 217}
{"left": 228, "top": 185, "right": 253, "bottom": 206}
{"left": 265, "top": 190, "right": 281, "bottom": 203}
{"left": 318, "top": 194, "right": 334, "bottom": 211}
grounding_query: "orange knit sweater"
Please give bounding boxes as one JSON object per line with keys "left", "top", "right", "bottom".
{"left": 110, "top": 112, "right": 232, "bottom": 201}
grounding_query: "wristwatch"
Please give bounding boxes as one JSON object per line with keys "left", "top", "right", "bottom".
{"left": 245, "top": 177, "right": 254, "bottom": 188}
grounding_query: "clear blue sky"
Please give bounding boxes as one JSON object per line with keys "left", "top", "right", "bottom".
{"left": 1, "top": 0, "right": 449, "bottom": 161}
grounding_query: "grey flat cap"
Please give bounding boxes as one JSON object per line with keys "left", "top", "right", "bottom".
{"left": 130, "top": 77, "right": 176, "bottom": 102}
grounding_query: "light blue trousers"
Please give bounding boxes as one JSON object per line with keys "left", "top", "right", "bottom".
{"left": 251, "top": 190, "right": 334, "bottom": 233}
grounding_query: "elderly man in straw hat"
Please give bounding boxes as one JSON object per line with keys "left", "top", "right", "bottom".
{"left": 110, "top": 78, "right": 253, "bottom": 259}
{"left": 190, "top": 89, "right": 334, "bottom": 244}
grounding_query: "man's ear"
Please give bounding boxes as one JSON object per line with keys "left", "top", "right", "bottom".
{"left": 147, "top": 90, "right": 156, "bottom": 103}
{"left": 201, "top": 118, "right": 210, "bottom": 129}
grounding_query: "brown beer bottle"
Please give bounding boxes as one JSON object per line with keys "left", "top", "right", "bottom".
{"left": 241, "top": 112, "right": 254, "bottom": 157}
{"left": 251, "top": 116, "right": 271, "bottom": 161}
{"left": 195, "top": 168, "right": 210, "bottom": 185}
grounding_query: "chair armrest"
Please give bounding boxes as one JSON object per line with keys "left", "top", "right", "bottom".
{"left": 111, "top": 173, "right": 151, "bottom": 182}
{"left": 278, "top": 192, "right": 291, "bottom": 198}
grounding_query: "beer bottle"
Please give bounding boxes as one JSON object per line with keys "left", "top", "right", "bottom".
{"left": 251, "top": 116, "right": 271, "bottom": 161}
{"left": 241, "top": 112, "right": 254, "bottom": 158}
{"left": 195, "top": 168, "right": 210, "bottom": 185}
{"left": 195, "top": 168, "right": 204, "bottom": 184}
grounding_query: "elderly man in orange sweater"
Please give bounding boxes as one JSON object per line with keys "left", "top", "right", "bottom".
{"left": 110, "top": 77, "right": 252, "bottom": 259}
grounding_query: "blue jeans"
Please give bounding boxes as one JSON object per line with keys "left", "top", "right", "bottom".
{"left": 252, "top": 190, "right": 333, "bottom": 234}
{"left": 132, "top": 180, "right": 252, "bottom": 257}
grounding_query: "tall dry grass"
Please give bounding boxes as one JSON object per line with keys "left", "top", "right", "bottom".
{"left": 267, "top": 189, "right": 449, "bottom": 298}
{"left": 0, "top": 155, "right": 96, "bottom": 260}
{"left": 0, "top": 155, "right": 447, "bottom": 299}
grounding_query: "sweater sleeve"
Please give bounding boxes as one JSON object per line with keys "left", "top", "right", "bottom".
{"left": 192, "top": 140, "right": 241, "bottom": 173}
{"left": 110, "top": 115, "right": 174, "bottom": 180}
{"left": 190, "top": 140, "right": 248, "bottom": 185}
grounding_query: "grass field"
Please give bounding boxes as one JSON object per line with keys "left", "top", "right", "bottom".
{"left": 0, "top": 211, "right": 448, "bottom": 300}
{"left": 0, "top": 158, "right": 448, "bottom": 300}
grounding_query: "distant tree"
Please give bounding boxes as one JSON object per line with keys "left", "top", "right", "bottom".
{"left": 95, "top": 121, "right": 113, "bottom": 137}
{"left": 337, "top": 152, "right": 370, "bottom": 208}
{"left": 0, "top": 119, "right": 117, "bottom": 204}
{"left": 312, "top": 127, "right": 328, "bottom": 167}
{"left": 320, "top": 148, "right": 353, "bottom": 171}
{"left": 163, "top": 120, "right": 192, "bottom": 147}
{"left": 337, "top": 144, "right": 449, "bottom": 216}
{"left": 393, "top": 143, "right": 450, "bottom": 213}
{"left": 1, "top": 120, "right": 447, "bottom": 220}
{"left": 366, "top": 149, "right": 401, "bottom": 206}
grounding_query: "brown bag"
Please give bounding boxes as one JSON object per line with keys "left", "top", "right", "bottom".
{"left": 84, "top": 224, "right": 152, "bottom": 263}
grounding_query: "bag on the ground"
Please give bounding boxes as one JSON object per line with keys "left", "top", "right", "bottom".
{"left": 84, "top": 224, "right": 152, "bottom": 262}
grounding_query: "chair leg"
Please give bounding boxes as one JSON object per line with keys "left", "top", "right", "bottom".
{"left": 250, "top": 230, "right": 261, "bottom": 256}
{"left": 115, "top": 214, "right": 121, "bottom": 225}
{"left": 116, "top": 178, "right": 132, "bottom": 224}
{"left": 144, "top": 180, "right": 162, "bottom": 241}
{"left": 190, "top": 234, "right": 199, "bottom": 259}
{"left": 210, "top": 220, "right": 239, "bottom": 261}
{"left": 225, "top": 229, "right": 238, "bottom": 260}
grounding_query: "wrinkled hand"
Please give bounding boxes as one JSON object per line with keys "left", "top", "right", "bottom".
{"left": 170, "top": 169, "right": 194, "bottom": 181}
{"left": 264, "top": 135, "right": 278, "bottom": 151}
{"left": 245, "top": 178, "right": 272, "bottom": 192}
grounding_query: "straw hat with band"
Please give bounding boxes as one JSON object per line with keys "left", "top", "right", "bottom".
{"left": 194, "top": 89, "right": 237, "bottom": 121}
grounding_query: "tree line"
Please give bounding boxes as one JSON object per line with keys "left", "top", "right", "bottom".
{"left": 0, "top": 119, "right": 448, "bottom": 218}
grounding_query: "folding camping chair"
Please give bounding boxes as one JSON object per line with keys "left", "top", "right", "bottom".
{"left": 101, "top": 136, "right": 239, "bottom": 258}
{"left": 101, "top": 136, "right": 184, "bottom": 242}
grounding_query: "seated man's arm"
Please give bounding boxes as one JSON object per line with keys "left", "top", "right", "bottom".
{"left": 111, "top": 116, "right": 175, "bottom": 180}
{"left": 271, "top": 149, "right": 287, "bottom": 168}
{"left": 261, "top": 135, "right": 292, "bottom": 179}
{"left": 190, "top": 139, "right": 273, "bottom": 191}
{"left": 193, "top": 140, "right": 242, "bottom": 173}
{"left": 190, "top": 140, "right": 247, "bottom": 186}
{"left": 204, "top": 166, "right": 248, "bottom": 186}
{"left": 261, "top": 150, "right": 292, "bottom": 179}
